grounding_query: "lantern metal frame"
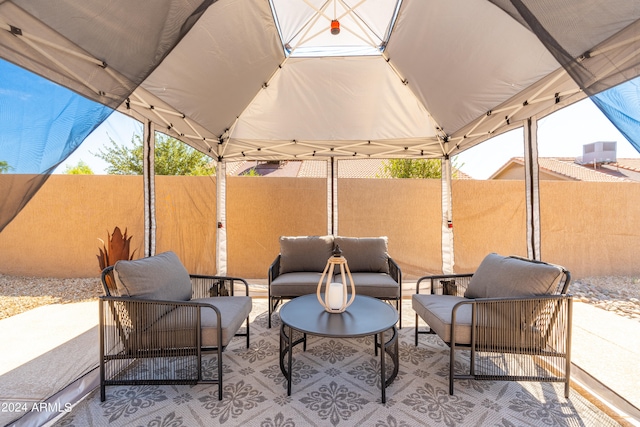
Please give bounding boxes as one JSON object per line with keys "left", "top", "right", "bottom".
{"left": 316, "top": 245, "right": 355, "bottom": 313}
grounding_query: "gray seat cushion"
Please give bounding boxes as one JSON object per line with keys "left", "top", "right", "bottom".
{"left": 196, "top": 296, "right": 252, "bottom": 347}
{"left": 112, "top": 251, "right": 193, "bottom": 325}
{"left": 145, "top": 296, "right": 252, "bottom": 348}
{"left": 335, "top": 272, "right": 399, "bottom": 298}
{"left": 270, "top": 272, "right": 324, "bottom": 297}
{"left": 412, "top": 294, "right": 472, "bottom": 345}
{"left": 335, "top": 236, "right": 389, "bottom": 273}
{"left": 413, "top": 293, "right": 548, "bottom": 349}
{"left": 112, "top": 251, "right": 192, "bottom": 301}
{"left": 465, "top": 253, "right": 563, "bottom": 299}
{"left": 279, "top": 235, "right": 334, "bottom": 274}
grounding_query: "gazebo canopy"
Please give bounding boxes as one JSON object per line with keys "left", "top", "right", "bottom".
{"left": 2, "top": 0, "right": 639, "bottom": 162}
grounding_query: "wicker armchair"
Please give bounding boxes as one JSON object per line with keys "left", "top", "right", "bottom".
{"left": 99, "top": 251, "right": 252, "bottom": 401}
{"left": 413, "top": 253, "right": 572, "bottom": 397}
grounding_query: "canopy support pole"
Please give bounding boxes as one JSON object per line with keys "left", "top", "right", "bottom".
{"left": 216, "top": 160, "right": 228, "bottom": 275}
{"left": 441, "top": 156, "right": 454, "bottom": 274}
{"left": 524, "top": 117, "right": 541, "bottom": 260}
{"left": 143, "top": 119, "right": 156, "bottom": 257}
{"left": 327, "top": 158, "right": 338, "bottom": 236}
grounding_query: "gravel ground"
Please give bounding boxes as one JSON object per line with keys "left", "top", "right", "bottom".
{"left": 1, "top": 273, "right": 640, "bottom": 321}
{"left": 570, "top": 275, "right": 640, "bottom": 321}
{"left": 0, "top": 274, "right": 102, "bottom": 320}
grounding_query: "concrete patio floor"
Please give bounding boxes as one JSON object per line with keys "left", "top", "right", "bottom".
{"left": 0, "top": 282, "right": 639, "bottom": 426}
{"left": 571, "top": 301, "right": 640, "bottom": 422}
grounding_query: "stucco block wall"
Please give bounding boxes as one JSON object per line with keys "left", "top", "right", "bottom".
{"left": 0, "top": 175, "right": 145, "bottom": 277}
{"left": 154, "top": 176, "right": 218, "bottom": 275}
{"left": 0, "top": 176, "right": 639, "bottom": 279}
{"left": 226, "top": 177, "right": 327, "bottom": 278}
{"left": 452, "top": 180, "right": 528, "bottom": 272}
{"left": 540, "top": 181, "right": 640, "bottom": 277}
{"left": 339, "top": 178, "right": 442, "bottom": 276}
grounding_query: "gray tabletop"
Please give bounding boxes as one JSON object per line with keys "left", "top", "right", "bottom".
{"left": 279, "top": 294, "right": 398, "bottom": 337}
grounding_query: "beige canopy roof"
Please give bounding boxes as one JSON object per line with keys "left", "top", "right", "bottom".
{"left": 1, "top": 0, "right": 639, "bottom": 162}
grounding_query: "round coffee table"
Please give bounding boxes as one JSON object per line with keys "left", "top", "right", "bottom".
{"left": 279, "top": 294, "right": 399, "bottom": 403}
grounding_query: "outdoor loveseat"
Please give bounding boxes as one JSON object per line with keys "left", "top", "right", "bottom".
{"left": 99, "top": 251, "right": 252, "bottom": 401}
{"left": 413, "top": 253, "right": 572, "bottom": 396}
{"left": 268, "top": 235, "right": 402, "bottom": 328}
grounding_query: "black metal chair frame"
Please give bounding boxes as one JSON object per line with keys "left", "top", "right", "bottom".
{"left": 415, "top": 266, "right": 572, "bottom": 397}
{"left": 268, "top": 254, "right": 403, "bottom": 328}
{"left": 99, "top": 266, "right": 250, "bottom": 402}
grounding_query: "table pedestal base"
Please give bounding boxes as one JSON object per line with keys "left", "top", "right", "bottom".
{"left": 279, "top": 324, "right": 399, "bottom": 403}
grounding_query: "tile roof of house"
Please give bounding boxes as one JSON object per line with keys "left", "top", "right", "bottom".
{"left": 226, "top": 159, "right": 471, "bottom": 179}
{"left": 540, "top": 158, "right": 630, "bottom": 182}
{"left": 610, "top": 158, "right": 640, "bottom": 178}
{"left": 225, "top": 160, "right": 302, "bottom": 177}
{"left": 297, "top": 160, "right": 327, "bottom": 177}
{"left": 224, "top": 161, "right": 248, "bottom": 176}
{"left": 335, "top": 159, "right": 389, "bottom": 178}
{"left": 493, "top": 157, "right": 640, "bottom": 182}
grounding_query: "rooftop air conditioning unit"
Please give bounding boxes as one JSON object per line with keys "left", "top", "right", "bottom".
{"left": 575, "top": 141, "right": 617, "bottom": 165}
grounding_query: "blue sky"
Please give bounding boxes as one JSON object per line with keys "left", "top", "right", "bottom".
{"left": 456, "top": 98, "right": 640, "bottom": 179}
{"left": 55, "top": 111, "right": 143, "bottom": 175}
{"left": 57, "top": 97, "right": 639, "bottom": 179}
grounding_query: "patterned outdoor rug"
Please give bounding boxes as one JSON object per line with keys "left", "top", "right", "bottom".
{"left": 52, "top": 299, "right": 621, "bottom": 427}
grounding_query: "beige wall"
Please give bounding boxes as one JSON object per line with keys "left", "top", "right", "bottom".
{"left": 154, "top": 176, "right": 218, "bottom": 275}
{"left": 0, "top": 175, "right": 222, "bottom": 277}
{"left": 339, "top": 179, "right": 442, "bottom": 276}
{"left": 452, "top": 180, "right": 528, "bottom": 272}
{"left": 540, "top": 182, "right": 640, "bottom": 277}
{"left": 0, "top": 175, "right": 145, "bottom": 277}
{"left": 1, "top": 175, "right": 639, "bottom": 279}
{"left": 226, "top": 177, "right": 327, "bottom": 278}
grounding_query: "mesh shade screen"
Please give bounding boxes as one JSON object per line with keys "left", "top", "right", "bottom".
{"left": 0, "top": 59, "right": 113, "bottom": 232}
{"left": 489, "top": 1, "right": 640, "bottom": 155}
{"left": 592, "top": 77, "right": 640, "bottom": 154}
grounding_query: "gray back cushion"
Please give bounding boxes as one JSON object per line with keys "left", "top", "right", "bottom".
{"left": 465, "top": 253, "right": 563, "bottom": 299}
{"left": 279, "top": 235, "right": 335, "bottom": 274}
{"left": 113, "top": 251, "right": 192, "bottom": 301}
{"left": 334, "top": 236, "right": 389, "bottom": 273}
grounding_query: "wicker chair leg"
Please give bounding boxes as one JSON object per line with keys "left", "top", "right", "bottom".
{"left": 565, "top": 298, "right": 573, "bottom": 398}
{"left": 99, "top": 301, "right": 107, "bottom": 402}
{"left": 449, "top": 342, "right": 456, "bottom": 395}
{"left": 217, "top": 346, "right": 223, "bottom": 400}
{"left": 449, "top": 316, "right": 457, "bottom": 395}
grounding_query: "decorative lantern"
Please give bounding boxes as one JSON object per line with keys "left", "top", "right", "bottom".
{"left": 330, "top": 19, "right": 340, "bottom": 35}
{"left": 316, "top": 245, "right": 355, "bottom": 313}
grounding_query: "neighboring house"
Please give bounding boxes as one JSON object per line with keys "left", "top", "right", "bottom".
{"left": 227, "top": 159, "right": 472, "bottom": 179}
{"left": 490, "top": 157, "right": 640, "bottom": 182}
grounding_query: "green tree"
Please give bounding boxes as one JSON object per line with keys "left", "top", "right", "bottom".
{"left": 0, "top": 160, "right": 12, "bottom": 174}
{"left": 380, "top": 158, "right": 464, "bottom": 179}
{"left": 95, "top": 133, "right": 215, "bottom": 175}
{"left": 64, "top": 160, "right": 94, "bottom": 175}
{"left": 381, "top": 158, "right": 442, "bottom": 178}
{"left": 241, "top": 168, "right": 260, "bottom": 176}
